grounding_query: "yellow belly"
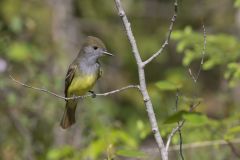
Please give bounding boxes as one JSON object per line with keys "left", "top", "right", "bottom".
{"left": 67, "top": 74, "right": 97, "bottom": 96}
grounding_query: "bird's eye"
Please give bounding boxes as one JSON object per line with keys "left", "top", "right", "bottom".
{"left": 93, "top": 46, "right": 98, "bottom": 50}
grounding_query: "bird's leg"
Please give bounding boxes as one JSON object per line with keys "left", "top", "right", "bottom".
{"left": 88, "top": 90, "right": 96, "bottom": 98}
{"left": 72, "top": 94, "right": 78, "bottom": 101}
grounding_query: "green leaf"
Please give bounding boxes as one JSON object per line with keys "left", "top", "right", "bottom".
{"left": 184, "top": 26, "right": 193, "bottom": 35}
{"left": 7, "top": 92, "right": 17, "bottom": 106}
{"left": 172, "top": 30, "right": 182, "bottom": 40}
{"left": 164, "top": 110, "right": 188, "bottom": 124}
{"left": 47, "top": 146, "right": 74, "bottom": 160}
{"left": 234, "top": 0, "right": 240, "bottom": 8}
{"left": 224, "top": 126, "right": 240, "bottom": 140}
{"left": 136, "top": 120, "right": 148, "bottom": 139}
{"left": 116, "top": 149, "right": 146, "bottom": 158}
{"left": 9, "top": 16, "right": 23, "bottom": 33}
{"left": 224, "top": 63, "right": 240, "bottom": 87}
{"left": 7, "top": 42, "right": 43, "bottom": 63}
{"left": 83, "top": 138, "right": 106, "bottom": 159}
{"left": 7, "top": 42, "right": 30, "bottom": 62}
{"left": 155, "top": 80, "right": 182, "bottom": 91}
{"left": 203, "top": 59, "right": 215, "bottom": 70}
{"left": 183, "top": 113, "right": 209, "bottom": 124}
{"left": 164, "top": 111, "right": 208, "bottom": 124}
{"left": 228, "top": 126, "right": 240, "bottom": 133}
{"left": 183, "top": 50, "right": 195, "bottom": 66}
{"left": 177, "top": 41, "right": 187, "bottom": 52}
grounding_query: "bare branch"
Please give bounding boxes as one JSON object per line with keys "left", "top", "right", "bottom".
{"left": 188, "top": 23, "right": 207, "bottom": 83}
{"left": 114, "top": 0, "right": 168, "bottom": 159}
{"left": 10, "top": 75, "right": 140, "bottom": 100}
{"left": 142, "top": 0, "right": 178, "bottom": 67}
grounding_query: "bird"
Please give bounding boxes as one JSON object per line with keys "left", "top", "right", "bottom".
{"left": 60, "top": 36, "right": 113, "bottom": 129}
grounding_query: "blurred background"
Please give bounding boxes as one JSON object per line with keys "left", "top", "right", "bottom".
{"left": 0, "top": 0, "right": 240, "bottom": 159}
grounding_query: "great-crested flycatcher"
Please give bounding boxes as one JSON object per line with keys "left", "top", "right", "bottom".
{"left": 60, "top": 36, "right": 113, "bottom": 129}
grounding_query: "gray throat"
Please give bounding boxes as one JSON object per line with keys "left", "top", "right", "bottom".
{"left": 77, "top": 56, "right": 100, "bottom": 75}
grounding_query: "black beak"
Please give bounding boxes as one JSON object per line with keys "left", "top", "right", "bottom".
{"left": 103, "top": 51, "right": 114, "bottom": 56}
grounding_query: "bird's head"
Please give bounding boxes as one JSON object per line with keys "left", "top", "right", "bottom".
{"left": 81, "top": 36, "right": 113, "bottom": 59}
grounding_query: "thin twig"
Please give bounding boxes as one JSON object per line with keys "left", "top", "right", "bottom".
{"left": 161, "top": 22, "right": 205, "bottom": 153}
{"left": 169, "top": 138, "right": 240, "bottom": 151}
{"left": 142, "top": 0, "right": 178, "bottom": 67}
{"left": 114, "top": 0, "right": 168, "bottom": 159}
{"left": 174, "top": 89, "right": 184, "bottom": 160}
{"left": 166, "top": 121, "right": 185, "bottom": 151}
{"left": 10, "top": 75, "right": 140, "bottom": 100}
{"left": 188, "top": 23, "right": 206, "bottom": 83}
{"left": 226, "top": 140, "right": 240, "bottom": 158}
{"left": 166, "top": 102, "right": 201, "bottom": 151}
{"left": 177, "top": 122, "right": 184, "bottom": 160}
{"left": 168, "top": 23, "right": 206, "bottom": 152}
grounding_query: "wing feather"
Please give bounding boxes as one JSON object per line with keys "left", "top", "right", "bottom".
{"left": 96, "top": 61, "right": 102, "bottom": 80}
{"left": 64, "top": 64, "right": 77, "bottom": 98}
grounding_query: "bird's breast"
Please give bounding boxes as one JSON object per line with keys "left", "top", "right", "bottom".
{"left": 67, "top": 74, "right": 98, "bottom": 96}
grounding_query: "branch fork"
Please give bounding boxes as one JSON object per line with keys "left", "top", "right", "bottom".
{"left": 114, "top": 0, "right": 178, "bottom": 159}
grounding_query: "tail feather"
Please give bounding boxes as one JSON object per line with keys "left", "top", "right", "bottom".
{"left": 60, "top": 100, "right": 77, "bottom": 129}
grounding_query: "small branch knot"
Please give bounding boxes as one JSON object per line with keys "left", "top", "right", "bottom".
{"left": 152, "top": 129, "right": 157, "bottom": 134}
{"left": 119, "top": 11, "right": 124, "bottom": 17}
{"left": 144, "top": 98, "right": 150, "bottom": 103}
{"left": 174, "top": 1, "right": 178, "bottom": 7}
{"left": 171, "top": 16, "right": 176, "bottom": 22}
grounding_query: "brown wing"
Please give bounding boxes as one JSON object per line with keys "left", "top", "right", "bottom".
{"left": 97, "top": 68, "right": 103, "bottom": 80}
{"left": 64, "top": 64, "right": 77, "bottom": 98}
{"left": 96, "top": 61, "right": 102, "bottom": 80}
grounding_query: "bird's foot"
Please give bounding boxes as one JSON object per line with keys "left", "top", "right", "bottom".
{"left": 72, "top": 94, "right": 78, "bottom": 101}
{"left": 89, "top": 90, "right": 96, "bottom": 98}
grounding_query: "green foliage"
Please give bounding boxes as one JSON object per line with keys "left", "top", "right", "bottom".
{"left": 7, "top": 42, "right": 36, "bottom": 62}
{"left": 116, "top": 149, "right": 146, "bottom": 158}
{"left": 172, "top": 26, "right": 240, "bottom": 87}
{"left": 183, "top": 113, "right": 209, "bottom": 125}
{"left": 47, "top": 146, "right": 75, "bottom": 160}
{"left": 164, "top": 110, "right": 187, "bottom": 124}
{"left": 235, "top": 0, "right": 240, "bottom": 7}
{"left": 82, "top": 129, "right": 137, "bottom": 159}
{"left": 224, "top": 125, "right": 240, "bottom": 140}
{"left": 155, "top": 80, "right": 182, "bottom": 91}
{"left": 7, "top": 92, "right": 17, "bottom": 106}
{"left": 0, "top": 0, "right": 21, "bottom": 22}
{"left": 224, "top": 62, "right": 240, "bottom": 87}
{"left": 9, "top": 16, "right": 23, "bottom": 33}
{"left": 1, "top": 0, "right": 240, "bottom": 159}
{"left": 164, "top": 110, "right": 209, "bottom": 125}
{"left": 136, "top": 119, "right": 149, "bottom": 139}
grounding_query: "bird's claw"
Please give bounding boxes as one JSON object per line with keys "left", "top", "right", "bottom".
{"left": 89, "top": 90, "right": 96, "bottom": 98}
